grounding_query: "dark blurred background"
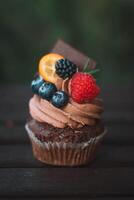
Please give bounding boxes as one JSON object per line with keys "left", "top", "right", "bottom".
{"left": 0, "top": 0, "right": 134, "bottom": 87}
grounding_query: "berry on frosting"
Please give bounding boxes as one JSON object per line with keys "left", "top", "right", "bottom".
{"left": 31, "top": 75, "right": 44, "bottom": 94}
{"left": 38, "top": 82, "right": 57, "bottom": 101}
{"left": 51, "top": 91, "right": 69, "bottom": 108}
{"left": 70, "top": 72, "right": 100, "bottom": 103}
{"left": 55, "top": 58, "right": 78, "bottom": 79}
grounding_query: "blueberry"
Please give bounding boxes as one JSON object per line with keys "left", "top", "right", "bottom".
{"left": 51, "top": 91, "right": 69, "bottom": 108}
{"left": 39, "top": 82, "right": 57, "bottom": 100}
{"left": 31, "top": 75, "right": 44, "bottom": 94}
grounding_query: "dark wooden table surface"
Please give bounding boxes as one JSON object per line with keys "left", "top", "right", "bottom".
{"left": 0, "top": 85, "right": 134, "bottom": 199}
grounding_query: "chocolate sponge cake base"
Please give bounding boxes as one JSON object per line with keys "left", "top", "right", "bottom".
{"left": 27, "top": 118, "right": 104, "bottom": 143}
{"left": 26, "top": 119, "right": 106, "bottom": 166}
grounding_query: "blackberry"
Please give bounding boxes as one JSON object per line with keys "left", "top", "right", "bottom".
{"left": 55, "top": 59, "right": 78, "bottom": 79}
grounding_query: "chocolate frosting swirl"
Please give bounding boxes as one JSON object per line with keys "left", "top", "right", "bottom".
{"left": 29, "top": 95, "right": 103, "bottom": 129}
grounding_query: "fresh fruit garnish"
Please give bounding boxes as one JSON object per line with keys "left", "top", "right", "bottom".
{"left": 70, "top": 72, "right": 100, "bottom": 103}
{"left": 39, "top": 53, "right": 64, "bottom": 85}
{"left": 55, "top": 58, "right": 78, "bottom": 79}
{"left": 51, "top": 91, "right": 69, "bottom": 108}
{"left": 31, "top": 75, "right": 44, "bottom": 94}
{"left": 38, "top": 82, "right": 57, "bottom": 101}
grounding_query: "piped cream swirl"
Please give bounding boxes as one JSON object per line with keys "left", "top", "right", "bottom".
{"left": 29, "top": 95, "right": 103, "bottom": 129}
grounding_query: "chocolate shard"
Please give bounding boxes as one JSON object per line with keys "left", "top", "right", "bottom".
{"left": 51, "top": 39, "right": 96, "bottom": 71}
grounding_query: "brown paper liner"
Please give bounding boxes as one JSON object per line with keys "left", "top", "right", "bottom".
{"left": 25, "top": 124, "right": 106, "bottom": 166}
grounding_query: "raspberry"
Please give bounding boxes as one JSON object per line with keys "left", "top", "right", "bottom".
{"left": 70, "top": 72, "right": 100, "bottom": 103}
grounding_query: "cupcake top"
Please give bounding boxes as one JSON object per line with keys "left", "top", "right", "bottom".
{"left": 29, "top": 41, "right": 103, "bottom": 129}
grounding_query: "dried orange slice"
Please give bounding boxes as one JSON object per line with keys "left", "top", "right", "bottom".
{"left": 39, "top": 53, "right": 64, "bottom": 85}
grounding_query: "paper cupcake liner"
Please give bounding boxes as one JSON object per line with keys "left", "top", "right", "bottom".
{"left": 25, "top": 124, "right": 107, "bottom": 166}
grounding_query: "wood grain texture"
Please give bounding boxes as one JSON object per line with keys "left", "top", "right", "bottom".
{"left": 0, "top": 168, "right": 134, "bottom": 197}
{"left": 0, "top": 144, "right": 134, "bottom": 168}
{"left": 0, "top": 85, "right": 133, "bottom": 199}
{"left": 0, "top": 126, "right": 29, "bottom": 144}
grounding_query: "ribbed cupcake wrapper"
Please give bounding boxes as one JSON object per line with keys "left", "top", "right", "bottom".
{"left": 25, "top": 124, "right": 107, "bottom": 166}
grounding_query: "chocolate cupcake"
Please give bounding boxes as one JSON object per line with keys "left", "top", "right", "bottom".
{"left": 25, "top": 40, "right": 106, "bottom": 166}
